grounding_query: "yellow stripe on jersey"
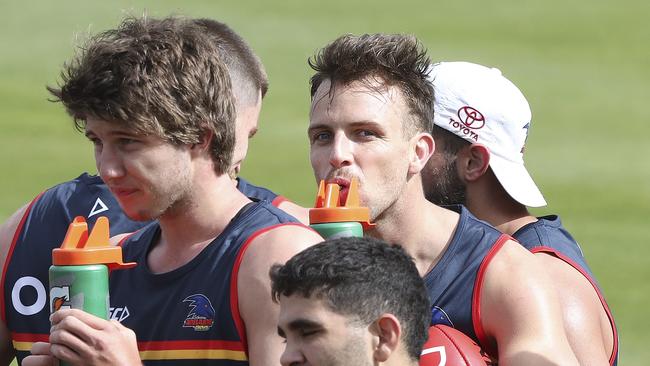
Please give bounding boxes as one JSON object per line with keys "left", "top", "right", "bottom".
{"left": 139, "top": 349, "right": 247, "bottom": 361}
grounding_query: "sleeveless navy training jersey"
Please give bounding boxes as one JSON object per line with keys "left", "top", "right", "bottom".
{"left": 1, "top": 173, "right": 146, "bottom": 364}
{"left": 236, "top": 177, "right": 287, "bottom": 207}
{"left": 423, "top": 205, "right": 509, "bottom": 358}
{"left": 109, "top": 201, "right": 303, "bottom": 365}
{"left": 513, "top": 215, "right": 619, "bottom": 366}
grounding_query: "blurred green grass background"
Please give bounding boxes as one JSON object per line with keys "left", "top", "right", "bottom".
{"left": 1, "top": 0, "right": 647, "bottom": 364}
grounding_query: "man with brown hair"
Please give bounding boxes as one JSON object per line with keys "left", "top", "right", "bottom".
{"left": 422, "top": 61, "right": 618, "bottom": 365}
{"left": 23, "top": 16, "right": 321, "bottom": 365}
{"left": 0, "top": 17, "right": 308, "bottom": 365}
{"left": 307, "top": 33, "right": 579, "bottom": 365}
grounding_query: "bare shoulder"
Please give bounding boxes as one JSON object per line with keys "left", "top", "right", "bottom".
{"left": 534, "top": 252, "right": 614, "bottom": 363}
{"left": 480, "top": 239, "right": 545, "bottom": 311}
{"left": 0, "top": 204, "right": 30, "bottom": 274}
{"left": 241, "top": 223, "right": 322, "bottom": 269}
{"left": 235, "top": 224, "right": 322, "bottom": 366}
{"left": 276, "top": 201, "right": 310, "bottom": 225}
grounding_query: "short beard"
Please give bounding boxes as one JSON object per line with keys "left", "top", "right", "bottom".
{"left": 424, "top": 155, "right": 467, "bottom": 206}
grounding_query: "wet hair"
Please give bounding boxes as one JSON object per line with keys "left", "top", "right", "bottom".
{"left": 48, "top": 16, "right": 236, "bottom": 174}
{"left": 309, "top": 33, "right": 434, "bottom": 136}
{"left": 270, "top": 236, "right": 430, "bottom": 361}
{"left": 194, "top": 18, "right": 268, "bottom": 106}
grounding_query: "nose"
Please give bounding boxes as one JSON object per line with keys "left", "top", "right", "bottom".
{"left": 96, "top": 144, "right": 125, "bottom": 181}
{"left": 329, "top": 134, "right": 353, "bottom": 169}
{"left": 280, "top": 341, "right": 305, "bottom": 366}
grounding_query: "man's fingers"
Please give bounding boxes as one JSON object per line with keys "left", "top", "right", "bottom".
{"left": 22, "top": 355, "right": 57, "bottom": 366}
{"left": 50, "top": 309, "right": 108, "bottom": 329}
{"left": 30, "top": 342, "right": 53, "bottom": 356}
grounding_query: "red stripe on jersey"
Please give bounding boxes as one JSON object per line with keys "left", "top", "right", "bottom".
{"left": 471, "top": 233, "right": 510, "bottom": 359}
{"left": 271, "top": 196, "right": 288, "bottom": 207}
{"left": 137, "top": 339, "right": 244, "bottom": 351}
{"left": 11, "top": 332, "right": 49, "bottom": 342}
{"left": 1, "top": 192, "right": 44, "bottom": 322}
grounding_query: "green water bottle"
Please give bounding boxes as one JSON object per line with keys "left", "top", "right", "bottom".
{"left": 309, "top": 178, "right": 373, "bottom": 238}
{"left": 49, "top": 216, "right": 135, "bottom": 364}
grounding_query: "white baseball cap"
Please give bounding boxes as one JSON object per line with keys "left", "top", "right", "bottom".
{"left": 428, "top": 61, "right": 546, "bottom": 207}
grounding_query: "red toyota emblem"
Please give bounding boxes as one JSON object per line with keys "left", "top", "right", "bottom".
{"left": 457, "top": 106, "right": 485, "bottom": 129}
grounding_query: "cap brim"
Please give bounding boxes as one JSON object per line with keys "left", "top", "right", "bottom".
{"left": 489, "top": 156, "right": 547, "bottom": 207}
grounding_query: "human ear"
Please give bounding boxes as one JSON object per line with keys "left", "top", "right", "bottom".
{"left": 372, "top": 314, "right": 401, "bottom": 362}
{"left": 408, "top": 132, "right": 435, "bottom": 175}
{"left": 191, "top": 130, "right": 214, "bottom": 154}
{"left": 459, "top": 144, "right": 490, "bottom": 182}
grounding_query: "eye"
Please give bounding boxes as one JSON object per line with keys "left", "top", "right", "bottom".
{"left": 119, "top": 138, "right": 138, "bottom": 145}
{"left": 357, "top": 129, "right": 376, "bottom": 138}
{"left": 311, "top": 131, "right": 332, "bottom": 144}
{"left": 300, "top": 329, "right": 320, "bottom": 338}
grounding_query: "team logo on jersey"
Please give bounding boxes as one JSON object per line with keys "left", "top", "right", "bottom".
{"left": 430, "top": 306, "right": 454, "bottom": 327}
{"left": 89, "top": 197, "right": 109, "bottom": 217}
{"left": 182, "top": 294, "right": 215, "bottom": 331}
{"left": 50, "top": 286, "right": 72, "bottom": 313}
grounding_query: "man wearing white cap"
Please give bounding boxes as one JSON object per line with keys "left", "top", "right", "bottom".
{"left": 423, "top": 61, "right": 618, "bottom": 366}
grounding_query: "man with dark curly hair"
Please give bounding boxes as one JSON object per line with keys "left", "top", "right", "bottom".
{"left": 270, "top": 236, "right": 430, "bottom": 366}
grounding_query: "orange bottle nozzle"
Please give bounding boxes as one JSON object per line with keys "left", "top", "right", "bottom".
{"left": 52, "top": 216, "right": 136, "bottom": 271}
{"left": 309, "top": 178, "right": 375, "bottom": 229}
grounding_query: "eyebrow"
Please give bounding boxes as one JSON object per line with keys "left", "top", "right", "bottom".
{"left": 308, "top": 121, "right": 382, "bottom": 134}
{"left": 277, "top": 318, "right": 323, "bottom": 337}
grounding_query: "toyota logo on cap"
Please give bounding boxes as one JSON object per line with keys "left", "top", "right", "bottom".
{"left": 457, "top": 106, "right": 485, "bottom": 129}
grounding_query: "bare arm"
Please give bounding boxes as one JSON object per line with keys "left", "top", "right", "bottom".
{"left": 275, "top": 201, "right": 310, "bottom": 225}
{"left": 0, "top": 204, "right": 29, "bottom": 365}
{"left": 535, "top": 253, "right": 613, "bottom": 365}
{"left": 480, "top": 240, "right": 579, "bottom": 366}
{"left": 237, "top": 225, "right": 322, "bottom": 366}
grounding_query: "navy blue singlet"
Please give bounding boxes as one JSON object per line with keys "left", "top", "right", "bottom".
{"left": 1, "top": 173, "right": 146, "bottom": 364}
{"left": 2, "top": 173, "right": 287, "bottom": 364}
{"left": 110, "top": 201, "right": 302, "bottom": 365}
{"left": 236, "top": 177, "right": 286, "bottom": 207}
{"left": 513, "top": 215, "right": 619, "bottom": 366}
{"left": 423, "top": 205, "right": 509, "bottom": 358}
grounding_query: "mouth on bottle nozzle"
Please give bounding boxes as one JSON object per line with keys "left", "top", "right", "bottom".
{"left": 309, "top": 178, "right": 374, "bottom": 229}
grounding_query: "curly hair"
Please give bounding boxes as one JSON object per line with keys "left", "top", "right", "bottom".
{"left": 309, "top": 33, "right": 434, "bottom": 136}
{"left": 270, "top": 236, "right": 431, "bottom": 361}
{"left": 48, "top": 16, "right": 236, "bottom": 174}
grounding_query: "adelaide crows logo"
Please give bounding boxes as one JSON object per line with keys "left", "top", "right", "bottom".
{"left": 183, "top": 294, "right": 215, "bottom": 331}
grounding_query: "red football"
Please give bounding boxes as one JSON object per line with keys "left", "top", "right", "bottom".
{"left": 419, "top": 325, "right": 494, "bottom": 366}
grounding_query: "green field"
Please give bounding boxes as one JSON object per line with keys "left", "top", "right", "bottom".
{"left": 1, "top": 0, "right": 648, "bottom": 364}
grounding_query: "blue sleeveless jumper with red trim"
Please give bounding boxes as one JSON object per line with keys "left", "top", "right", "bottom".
{"left": 1, "top": 173, "right": 146, "bottom": 364}
{"left": 423, "top": 205, "right": 510, "bottom": 359}
{"left": 109, "top": 201, "right": 303, "bottom": 365}
{"left": 2, "top": 173, "right": 296, "bottom": 364}
{"left": 513, "top": 215, "right": 619, "bottom": 366}
{"left": 236, "top": 177, "right": 288, "bottom": 207}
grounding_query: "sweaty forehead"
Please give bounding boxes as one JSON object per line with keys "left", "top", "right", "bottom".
{"left": 309, "top": 79, "right": 404, "bottom": 126}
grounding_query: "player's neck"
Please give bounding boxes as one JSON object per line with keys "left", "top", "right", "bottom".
{"left": 367, "top": 181, "right": 459, "bottom": 276}
{"left": 466, "top": 179, "right": 536, "bottom": 235}
{"left": 150, "top": 172, "right": 250, "bottom": 273}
